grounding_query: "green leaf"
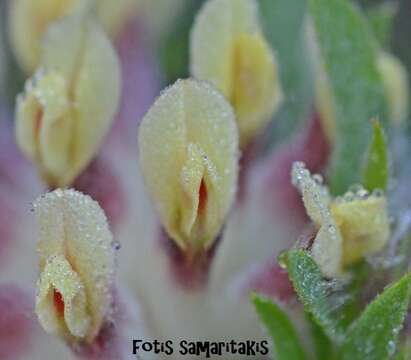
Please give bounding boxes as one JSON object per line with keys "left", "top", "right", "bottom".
{"left": 367, "top": 3, "right": 397, "bottom": 49}
{"left": 308, "top": 314, "right": 337, "bottom": 360}
{"left": 286, "top": 250, "right": 349, "bottom": 342}
{"left": 308, "top": 0, "right": 388, "bottom": 195}
{"left": 341, "top": 272, "right": 411, "bottom": 360}
{"left": 252, "top": 294, "right": 307, "bottom": 360}
{"left": 258, "top": 0, "right": 314, "bottom": 146}
{"left": 362, "top": 119, "right": 389, "bottom": 192}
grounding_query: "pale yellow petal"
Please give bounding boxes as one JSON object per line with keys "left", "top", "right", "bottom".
{"left": 67, "top": 18, "right": 121, "bottom": 185}
{"left": 16, "top": 70, "right": 72, "bottom": 183}
{"left": 34, "top": 189, "right": 116, "bottom": 342}
{"left": 139, "top": 79, "right": 239, "bottom": 252}
{"left": 8, "top": 0, "right": 79, "bottom": 73}
{"left": 190, "top": 0, "right": 281, "bottom": 146}
{"left": 331, "top": 193, "right": 390, "bottom": 266}
{"left": 15, "top": 12, "right": 121, "bottom": 187}
{"left": 36, "top": 255, "right": 90, "bottom": 339}
{"left": 377, "top": 51, "right": 409, "bottom": 125}
{"left": 232, "top": 32, "right": 282, "bottom": 146}
{"left": 9, "top": 0, "right": 137, "bottom": 73}
{"left": 292, "top": 162, "right": 343, "bottom": 277}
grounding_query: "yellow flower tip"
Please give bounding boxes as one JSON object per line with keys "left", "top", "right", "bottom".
{"left": 97, "top": 0, "right": 138, "bottom": 37}
{"left": 8, "top": 0, "right": 136, "bottom": 73}
{"left": 292, "top": 162, "right": 390, "bottom": 277}
{"left": 232, "top": 32, "right": 282, "bottom": 146}
{"left": 190, "top": 0, "right": 282, "bottom": 147}
{"left": 331, "top": 193, "right": 390, "bottom": 266}
{"left": 377, "top": 51, "right": 410, "bottom": 126}
{"left": 15, "top": 12, "right": 121, "bottom": 188}
{"left": 138, "top": 79, "right": 239, "bottom": 254}
{"left": 33, "top": 189, "right": 117, "bottom": 343}
{"left": 8, "top": 0, "right": 79, "bottom": 73}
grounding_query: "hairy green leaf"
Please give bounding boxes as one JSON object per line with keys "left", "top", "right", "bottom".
{"left": 308, "top": 313, "right": 337, "bottom": 360}
{"left": 308, "top": 0, "right": 388, "bottom": 194}
{"left": 252, "top": 294, "right": 307, "bottom": 360}
{"left": 286, "top": 250, "right": 349, "bottom": 343}
{"left": 363, "top": 119, "right": 389, "bottom": 191}
{"left": 342, "top": 272, "right": 411, "bottom": 360}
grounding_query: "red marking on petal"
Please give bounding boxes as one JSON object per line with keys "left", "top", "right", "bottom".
{"left": 0, "top": 284, "right": 34, "bottom": 360}
{"left": 35, "top": 108, "right": 43, "bottom": 137}
{"left": 198, "top": 179, "right": 208, "bottom": 215}
{"left": 53, "top": 289, "right": 65, "bottom": 318}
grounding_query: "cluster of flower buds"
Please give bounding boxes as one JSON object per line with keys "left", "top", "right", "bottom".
{"left": 4, "top": 0, "right": 409, "bottom": 356}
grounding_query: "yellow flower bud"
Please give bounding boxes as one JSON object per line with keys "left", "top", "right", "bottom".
{"left": 331, "top": 194, "right": 390, "bottom": 266}
{"left": 138, "top": 79, "right": 239, "bottom": 253}
{"left": 377, "top": 51, "right": 409, "bottom": 126}
{"left": 8, "top": 0, "right": 137, "bottom": 73}
{"left": 9, "top": 0, "right": 79, "bottom": 73}
{"left": 292, "top": 162, "right": 390, "bottom": 277}
{"left": 34, "top": 189, "right": 116, "bottom": 343}
{"left": 190, "top": 0, "right": 282, "bottom": 147}
{"left": 292, "top": 162, "right": 343, "bottom": 277}
{"left": 15, "top": 12, "right": 121, "bottom": 187}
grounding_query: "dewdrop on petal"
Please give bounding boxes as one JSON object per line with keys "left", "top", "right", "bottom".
{"left": 139, "top": 79, "right": 239, "bottom": 254}
{"left": 190, "top": 0, "right": 282, "bottom": 147}
{"left": 377, "top": 52, "right": 409, "bottom": 125}
{"left": 9, "top": 0, "right": 137, "bottom": 73}
{"left": 292, "top": 162, "right": 343, "bottom": 278}
{"left": 15, "top": 11, "right": 120, "bottom": 188}
{"left": 292, "top": 162, "right": 390, "bottom": 276}
{"left": 33, "top": 189, "right": 116, "bottom": 343}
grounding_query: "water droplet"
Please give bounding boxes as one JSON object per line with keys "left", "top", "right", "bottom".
{"left": 277, "top": 250, "right": 288, "bottom": 269}
{"left": 387, "top": 340, "right": 396, "bottom": 356}
{"left": 313, "top": 174, "right": 323, "bottom": 184}
{"left": 111, "top": 241, "right": 121, "bottom": 251}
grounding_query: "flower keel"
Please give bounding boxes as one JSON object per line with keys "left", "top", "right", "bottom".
{"left": 33, "top": 189, "right": 116, "bottom": 344}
